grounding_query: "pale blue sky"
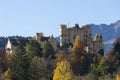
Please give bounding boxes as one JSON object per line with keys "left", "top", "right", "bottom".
{"left": 0, "top": 0, "right": 120, "bottom": 37}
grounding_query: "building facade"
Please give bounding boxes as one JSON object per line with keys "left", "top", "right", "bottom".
{"left": 60, "top": 24, "right": 104, "bottom": 54}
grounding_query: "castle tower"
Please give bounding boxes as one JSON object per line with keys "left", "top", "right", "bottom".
{"left": 60, "top": 24, "right": 67, "bottom": 46}
{"left": 36, "top": 33, "right": 43, "bottom": 43}
{"left": 93, "top": 34, "right": 104, "bottom": 53}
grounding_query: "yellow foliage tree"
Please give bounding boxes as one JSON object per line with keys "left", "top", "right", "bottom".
{"left": 4, "top": 68, "right": 11, "bottom": 80}
{"left": 116, "top": 74, "right": 120, "bottom": 80}
{"left": 53, "top": 53, "right": 73, "bottom": 80}
{"left": 72, "top": 35, "right": 84, "bottom": 55}
{"left": 116, "top": 67, "right": 120, "bottom": 80}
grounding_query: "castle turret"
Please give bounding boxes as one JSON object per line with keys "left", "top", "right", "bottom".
{"left": 36, "top": 32, "right": 43, "bottom": 43}
{"left": 92, "top": 34, "right": 104, "bottom": 54}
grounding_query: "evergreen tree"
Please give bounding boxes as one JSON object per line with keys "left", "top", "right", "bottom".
{"left": 114, "top": 42, "right": 120, "bottom": 67}
{"left": 90, "top": 64, "right": 99, "bottom": 80}
{"left": 90, "top": 58, "right": 109, "bottom": 80}
{"left": 26, "top": 40, "right": 42, "bottom": 58}
{"left": 4, "top": 43, "right": 30, "bottom": 80}
{"left": 29, "top": 56, "right": 48, "bottom": 80}
{"left": 42, "top": 41, "right": 55, "bottom": 58}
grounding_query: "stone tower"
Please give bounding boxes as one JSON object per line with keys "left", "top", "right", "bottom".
{"left": 36, "top": 33, "right": 43, "bottom": 44}
{"left": 60, "top": 24, "right": 67, "bottom": 46}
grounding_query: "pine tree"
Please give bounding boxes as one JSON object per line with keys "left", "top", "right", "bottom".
{"left": 90, "top": 58, "right": 109, "bottom": 80}
{"left": 26, "top": 40, "right": 42, "bottom": 58}
{"left": 4, "top": 43, "right": 30, "bottom": 80}
{"left": 42, "top": 41, "right": 55, "bottom": 58}
{"left": 29, "top": 56, "right": 48, "bottom": 80}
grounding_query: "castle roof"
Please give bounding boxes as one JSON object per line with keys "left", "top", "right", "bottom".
{"left": 41, "top": 37, "right": 50, "bottom": 42}
{"left": 73, "top": 24, "right": 80, "bottom": 29}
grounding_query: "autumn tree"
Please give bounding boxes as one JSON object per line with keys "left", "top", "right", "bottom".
{"left": 53, "top": 52, "right": 73, "bottom": 80}
{"left": 70, "top": 35, "right": 90, "bottom": 75}
{"left": 116, "top": 67, "right": 120, "bottom": 80}
{"left": 72, "top": 35, "right": 84, "bottom": 55}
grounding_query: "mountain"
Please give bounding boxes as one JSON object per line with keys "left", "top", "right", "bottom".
{"left": 91, "top": 20, "right": 120, "bottom": 53}
{"left": 55, "top": 36, "right": 60, "bottom": 43}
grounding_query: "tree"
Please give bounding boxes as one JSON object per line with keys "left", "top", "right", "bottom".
{"left": 72, "top": 35, "right": 84, "bottom": 55}
{"left": 90, "top": 64, "right": 99, "bottom": 80}
{"left": 90, "top": 58, "right": 109, "bottom": 80}
{"left": 98, "top": 58, "right": 109, "bottom": 79}
{"left": 116, "top": 67, "right": 120, "bottom": 80}
{"left": 70, "top": 35, "right": 90, "bottom": 75}
{"left": 42, "top": 41, "right": 55, "bottom": 58}
{"left": 53, "top": 53, "right": 73, "bottom": 80}
{"left": 4, "top": 43, "right": 30, "bottom": 80}
{"left": 26, "top": 40, "right": 42, "bottom": 58}
{"left": 4, "top": 68, "right": 11, "bottom": 80}
{"left": 29, "top": 56, "right": 48, "bottom": 80}
{"left": 114, "top": 42, "right": 120, "bottom": 67}
{"left": 0, "top": 48, "right": 6, "bottom": 74}
{"left": 57, "top": 52, "right": 65, "bottom": 62}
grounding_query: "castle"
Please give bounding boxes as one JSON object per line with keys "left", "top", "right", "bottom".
{"left": 60, "top": 24, "right": 104, "bottom": 54}
{"left": 5, "top": 23, "right": 104, "bottom": 55}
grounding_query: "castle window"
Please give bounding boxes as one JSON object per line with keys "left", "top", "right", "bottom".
{"left": 68, "top": 35, "right": 70, "bottom": 37}
{"left": 64, "top": 39, "right": 66, "bottom": 42}
{"left": 68, "top": 39, "right": 70, "bottom": 42}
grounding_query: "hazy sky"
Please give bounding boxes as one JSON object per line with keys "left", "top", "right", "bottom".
{"left": 0, "top": 0, "right": 120, "bottom": 37}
